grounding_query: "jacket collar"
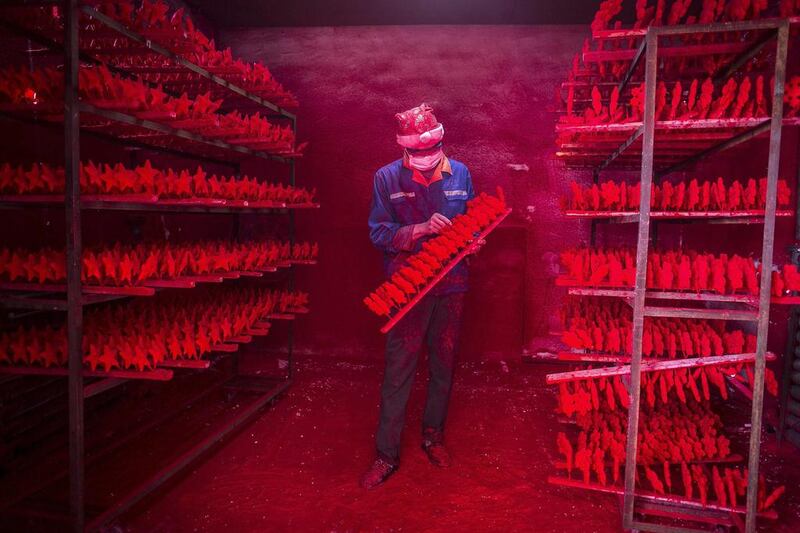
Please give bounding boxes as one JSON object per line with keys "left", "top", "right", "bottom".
{"left": 402, "top": 153, "right": 452, "bottom": 187}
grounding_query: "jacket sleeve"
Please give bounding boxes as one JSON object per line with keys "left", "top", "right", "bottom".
{"left": 466, "top": 167, "right": 476, "bottom": 201}
{"left": 368, "top": 173, "right": 403, "bottom": 253}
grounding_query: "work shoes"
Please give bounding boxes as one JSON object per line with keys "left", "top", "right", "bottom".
{"left": 359, "top": 458, "right": 398, "bottom": 490}
{"left": 422, "top": 441, "right": 452, "bottom": 468}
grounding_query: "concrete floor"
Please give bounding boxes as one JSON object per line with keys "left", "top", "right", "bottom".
{"left": 111, "top": 354, "right": 800, "bottom": 532}
{"left": 120, "top": 356, "right": 621, "bottom": 532}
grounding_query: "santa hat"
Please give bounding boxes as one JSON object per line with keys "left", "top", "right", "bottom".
{"left": 395, "top": 103, "right": 444, "bottom": 150}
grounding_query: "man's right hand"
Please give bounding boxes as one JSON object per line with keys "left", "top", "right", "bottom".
{"left": 413, "top": 213, "right": 452, "bottom": 239}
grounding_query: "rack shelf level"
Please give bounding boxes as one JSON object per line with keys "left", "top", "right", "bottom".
{"left": 0, "top": 195, "right": 320, "bottom": 214}
{"left": 546, "top": 352, "right": 777, "bottom": 385}
{"left": 547, "top": 476, "right": 778, "bottom": 520}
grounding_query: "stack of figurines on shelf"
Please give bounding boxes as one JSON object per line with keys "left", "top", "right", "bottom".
{"left": 552, "top": 297, "right": 784, "bottom": 510}
{"left": 0, "top": 65, "right": 302, "bottom": 154}
{"left": 0, "top": 240, "right": 318, "bottom": 286}
{"left": 559, "top": 297, "right": 779, "bottom": 398}
{"left": 0, "top": 160, "right": 316, "bottom": 206}
{"left": 0, "top": 286, "right": 309, "bottom": 371}
{"left": 560, "top": 74, "right": 800, "bottom": 127}
{"left": 558, "top": 247, "right": 800, "bottom": 298}
{"left": 554, "top": 395, "right": 785, "bottom": 511}
{"left": 562, "top": 177, "right": 792, "bottom": 213}
{"left": 557, "top": 0, "right": 800, "bottom": 127}
{"left": 0, "top": 0, "right": 298, "bottom": 106}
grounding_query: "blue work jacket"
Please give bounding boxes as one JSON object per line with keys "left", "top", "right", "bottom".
{"left": 368, "top": 156, "right": 475, "bottom": 295}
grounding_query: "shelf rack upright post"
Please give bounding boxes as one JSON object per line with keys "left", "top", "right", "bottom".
{"left": 64, "top": 1, "right": 83, "bottom": 529}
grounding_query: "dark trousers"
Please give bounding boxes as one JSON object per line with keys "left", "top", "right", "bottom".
{"left": 375, "top": 292, "right": 465, "bottom": 465}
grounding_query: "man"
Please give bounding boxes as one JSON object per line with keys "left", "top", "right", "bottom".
{"left": 361, "top": 103, "right": 476, "bottom": 490}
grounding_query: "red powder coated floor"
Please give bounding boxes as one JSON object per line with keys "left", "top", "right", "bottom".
{"left": 113, "top": 355, "right": 800, "bottom": 532}
{"left": 119, "top": 357, "right": 621, "bottom": 532}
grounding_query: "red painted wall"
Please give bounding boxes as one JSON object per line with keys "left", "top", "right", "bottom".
{"left": 223, "top": 25, "right": 594, "bottom": 359}
{"left": 222, "top": 25, "right": 799, "bottom": 361}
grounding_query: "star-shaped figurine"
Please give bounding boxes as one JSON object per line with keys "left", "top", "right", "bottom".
{"left": 117, "top": 337, "right": 140, "bottom": 369}
{"left": 85, "top": 341, "right": 103, "bottom": 371}
{"left": 118, "top": 253, "right": 135, "bottom": 285}
{"left": 21, "top": 253, "right": 40, "bottom": 282}
{"left": 101, "top": 252, "right": 117, "bottom": 284}
{"left": 195, "top": 252, "right": 211, "bottom": 274}
{"left": 148, "top": 337, "right": 167, "bottom": 366}
{"left": 208, "top": 175, "right": 223, "bottom": 198}
{"left": 83, "top": 253, "right": 102, "bottom": 284}
{"left": 192, "top": 92, "right": 213, "bottom": 117}
{"left": 196, "top": 327, "right": 211, "bottom": 355}
{"left": 175, "top": 170, "right": 193, "bottom": 197}
{"left": 135, "top": 160, "right": 158, "bottom": 194}
{"left": 192, "top": 166, "right": 208, "bottom": 196}
{"left": 131, "top": 341, "right": 151, "bottom": 371}
{"left": 172, "top": 92, "right": 193, "bottom": 119}
{"left": 99, "top": 164, "right": 120, "bottom": 193}
{"left": 11, "top": 329, "right": 29, "bottom": 364}
{"left": 233, "top": 315, "right": 248, "bottom": 335}
{"left": 208, "top": 320, "right": 222, "bottom": 345}
{"left": 167, "top": 330, "right": 183, "bottom": 358}
{"left": 0, "top": 163, "right": 15, "bottom": 192}
{"left": 117, "top": 1, "right": 134, "bottom": 24}
{"left": 78, "top": 68, "right": 99, "bottom": 99}
{"left": 39, "top": 164, "right": 60, "bottom": 193}
{"left": 181, "top": 332, "right": 197, "bottom": 358}
{"left": 7, "top": 252, "right": 26, "bottom": 282}
{"left": 33, "top": 254, "right": 53, "bottom": 283}
{"left": 138, "top": 252, "right": 159, "bottom": 282}
{"left": 175, "top": 250, "right": 190, "bottom": 276}
{"left": 26, "top": 334, "right": 45, "bottom": 366}
{"left": 212, "top": 252, "right": 230, "bottom": 273}
{"left": 148, "top": 0, "right": 170, "bottom": 27}
{"left": 83, "top": 161, "right": 104, "bottom": 192}
{"left": 116, "top": 167, "right": 137, "bottom": 193}
{"left": 98, "top": 341, "right": 119, "bottom": 372}
{"left": 220, "top": 317, "right": 232, "bottom": 339}
{"left": 24, "top": 165, "right": 44, "bottom": 194}
{"left": 161, "top": 249, "right": 176, "bottom": 278}
{"left": 120, "top": 80, "right": 147, "bottom": 112}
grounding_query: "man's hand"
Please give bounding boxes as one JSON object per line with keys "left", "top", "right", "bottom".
{"left": 427, "top": 213, "right": 452, "bottom": 234}
{"left": 413, "top": 213, "right": 452, "bottom": 239}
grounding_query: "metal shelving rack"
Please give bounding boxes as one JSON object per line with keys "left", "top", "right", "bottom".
{"left": 551, "top": 16, "right": 797, "bottom": 533}
{"left": 0, "top": 1, "right": 313, "bottom": 530}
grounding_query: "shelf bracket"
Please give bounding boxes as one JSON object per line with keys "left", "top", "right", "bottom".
{"left": 713, "top": 28, "right": 777, "bottom": 82}
{"left": 596, "top": 124, "right": 644, "bottom": 173}
{"left": 617, "top": 37, "right": 647, "bottom": 94}
{"left": 657, "top": 119, "right": 770, "bottom": 177}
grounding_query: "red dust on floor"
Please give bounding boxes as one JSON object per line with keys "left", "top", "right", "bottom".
{"left": 117, "top": 355, "right": 800, "bottom": 532}
{"left": 120, "top": 356, "right": 620, "bottom": 532}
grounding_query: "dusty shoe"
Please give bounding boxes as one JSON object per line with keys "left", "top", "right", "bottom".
{"left": 359, "top": 458, "right": 398, "bottom": 490}
{"left": 421, "top": 441, "right": 452, "bottom": 468}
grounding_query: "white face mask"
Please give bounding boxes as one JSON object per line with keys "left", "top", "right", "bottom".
{"left": 407, "top": 148, "right": 444, "bottom": 171}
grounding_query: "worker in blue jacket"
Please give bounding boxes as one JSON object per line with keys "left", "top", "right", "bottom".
{"left": 361, "top": 103, "right": 479, "bottom": 489}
